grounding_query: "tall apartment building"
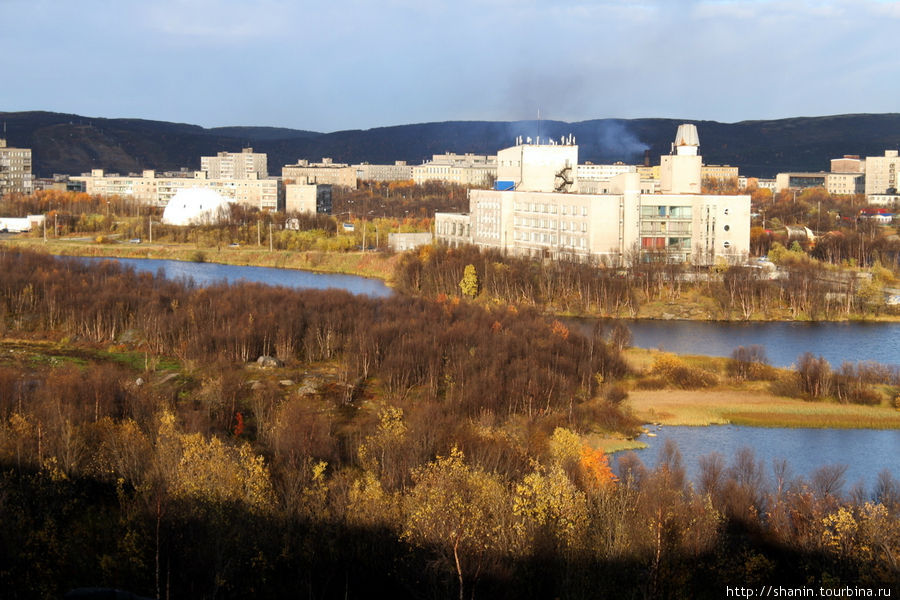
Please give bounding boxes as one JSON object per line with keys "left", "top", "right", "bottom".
{"left": 71, "top": 169, "right": 281, "bottom": 210}
{"left": 0, "top": 138, "right": 34, "bottom": 196}
{"left": 864, "top": 150, "right": 900, "bottom": 204}
{"left": 435, "top": 124, "right": 750, "bottom": 265}
{"left": 201, "top": 148, "right": 268, "bottom": 179}
{"left": 282, "top": 158, "right": 357, "bottom": 189}
{"left": 411, "top": 153, "right": 496, "bottom": 187}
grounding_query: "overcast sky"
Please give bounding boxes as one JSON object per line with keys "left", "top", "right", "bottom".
{"left": 2, "top": 0, "right": 898, "bottom": 132}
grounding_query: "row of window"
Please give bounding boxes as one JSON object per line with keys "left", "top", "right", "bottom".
{"left": 514, "top": 231, "right": 587, "bottom": 247}
{"left": 515, "top": 202, "right": 589, "bottom": 216}
{"left": 640, "top": 205, "right": 693, "bottom": 218}
{"left": 514, "top": 216, "right": 588, "bottom": 232}
{"left": 640, "top": 220, "right": 692, "bottom": 234}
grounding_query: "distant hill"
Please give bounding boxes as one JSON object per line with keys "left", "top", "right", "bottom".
{"left": 3, "top": 110, "right": 900, "bottom": 178}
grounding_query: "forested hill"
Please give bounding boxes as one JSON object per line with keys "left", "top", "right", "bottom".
{"left": 3, "top": 110, "right": 900, "bottom": 178}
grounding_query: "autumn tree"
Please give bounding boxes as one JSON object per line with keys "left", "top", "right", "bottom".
{"left": 459, "top": 264, "right": 479, "bottom": 299}
{"left": 402, "top": 447, "right": 513, "bottom": 600}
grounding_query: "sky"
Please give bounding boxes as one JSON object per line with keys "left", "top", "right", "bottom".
{"left": 2, "top": 0, "right": 899, "bottom": 133}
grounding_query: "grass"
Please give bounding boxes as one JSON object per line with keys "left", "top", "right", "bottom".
{"left": 627, "top": 387, "right": 900, "bottom": 429}
{"left": 0, "top": 338, "right": 181, "bottom": 373}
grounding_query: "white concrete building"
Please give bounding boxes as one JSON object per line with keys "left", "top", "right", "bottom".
{"left": 201, "top": 148, "right": 268, "bottom": 179}
{"left": 72, "top": 169, "right": 281, "bottom": 210}
{"left": 435, "top": 124, "right": 751, "bottom": 265}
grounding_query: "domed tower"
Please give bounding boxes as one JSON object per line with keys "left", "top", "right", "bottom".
{"left": 660, "top": 123, "right": 702, "bottom": 193}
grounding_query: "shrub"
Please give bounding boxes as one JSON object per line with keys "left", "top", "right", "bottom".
{"left": 604, "top": 384, "right": 629, "bottom": 405}
{"left": 796, "top": 352, "right": 832, "bottom": 400}
{"left": 650, "top": 353, "right": 717, "bottom": 389}
{"left": 728, "top": 345, "right": 773, "bottom": 381}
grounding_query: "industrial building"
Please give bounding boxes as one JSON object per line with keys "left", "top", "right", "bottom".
{"left": 435, "top": 124, "right": 750, "bottom": 265}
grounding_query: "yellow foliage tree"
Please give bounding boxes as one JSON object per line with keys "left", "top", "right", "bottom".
{"left": 155, "top": 410, "right": 273, "bottom": 511}
{"left": 402, "top": 447, "right": 511, "bottom": 600}
{"left": 513, "top": 463, "right": 588, "bottom": 552}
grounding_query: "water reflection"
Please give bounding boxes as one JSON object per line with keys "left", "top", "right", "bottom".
{"left": 618, "top": 425, "right": 900, "bottom": 492}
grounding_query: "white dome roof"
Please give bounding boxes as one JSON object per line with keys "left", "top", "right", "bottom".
{"left": 162, "top": 188, "right": 234, "bottom": 226}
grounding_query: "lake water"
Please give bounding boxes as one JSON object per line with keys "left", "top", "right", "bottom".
{"left": 567, "top": 318, "right": 900, "bottom": 369}
{"left": 78, "top": 256, "right": 393, "bottom": 298}
{"left": 619, "top": 425, "right": 900, "bottom": 494}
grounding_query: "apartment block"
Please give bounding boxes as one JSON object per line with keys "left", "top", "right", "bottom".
{"left": 355, "top": 161, "right": 413, "bottom": 182}
{"left": 71, "top": 169, "right": 281, "bottom": 210}
{"left": 0, "top": 138, "right": 34, "bottom": 196}
{"left": 201, "top": 148, "right": 268, "bottom": 179}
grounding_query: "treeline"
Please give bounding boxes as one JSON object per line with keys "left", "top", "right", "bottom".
{"left": 394, "top": 244, "right": 897, "bottom": 319}
{"left": 334, "top": 180, "right": 469, "bottom": 220}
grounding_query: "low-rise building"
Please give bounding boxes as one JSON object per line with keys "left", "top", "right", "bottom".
{"left": 285, "top": 183, "right": 332, "bottom": 214}
{"left": 388, "top": 232, "right": 433, "bottom": 252}
{"left": 774, "top": 171, "right": 865, "bottom": 196}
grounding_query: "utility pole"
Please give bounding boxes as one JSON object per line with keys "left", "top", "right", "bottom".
{"left": 149, "top": 215, "right": 153, "bottom": 243}
{"left": 268, "top": 222, "right": 273, "bottom": 252}
{"left": 257, "top": 220, "right": 261, "bottom": 246}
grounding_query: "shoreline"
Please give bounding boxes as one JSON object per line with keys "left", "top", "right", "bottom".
{"left": 3, "top": 236, "right": 899, "bottom": 323}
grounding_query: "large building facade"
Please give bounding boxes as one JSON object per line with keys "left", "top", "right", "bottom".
{"left": 72, "top": 169, "right": 281, "bottom": 210}
{"left": 435, "top": 125, "right": 750, "bottom": 265}
{"left": 412, "top": 153, "right": 496, "bottom": 187}
{"left": 864, "top": 150, "right": 900, "bottom": 204}
{"left": 0, "top": 139, "right": 34, "bottom": 196}
{"left": 355, "top": 161, "right": 413, "bottom": 182}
